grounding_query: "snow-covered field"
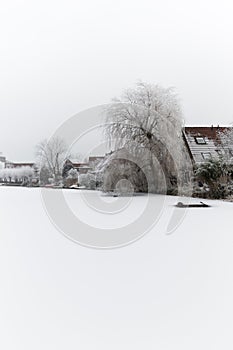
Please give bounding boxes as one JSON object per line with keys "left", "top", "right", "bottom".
{"left": 0, "top": 186, "right": 233, "bottom": 350}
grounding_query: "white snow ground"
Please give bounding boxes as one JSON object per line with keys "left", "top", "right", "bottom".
{"left": 0, "top": 187, "right": 233, "bottom": 350}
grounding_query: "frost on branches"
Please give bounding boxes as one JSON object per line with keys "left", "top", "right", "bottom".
{"left": 103, "top": 81, "right": 192, "bottom": 194}
{"left": 78, "top": 173, "right": 96, "bottom": 190}
{"left": 218, "top": 127, "right": 233, "bottom": 161}
{"left": 36, "top": 137, "right": 69, "bottom": 185}
{"left": 99, "top": 148, "right": 149, "bottom": 193}
{"left": 63, "top": 168, "right": 79, "bottom": 188}
{"left": 0, "top": 167, "right": 34, "bottom": 185}
{"left": 194, "top": 158, "right": 233, "bottom": 199}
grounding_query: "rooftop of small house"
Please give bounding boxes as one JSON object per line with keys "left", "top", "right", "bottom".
{"left": 183, "top": 125, "right": 232, "bottom": 163}
{"left": 5, "top": 161, "right": 35, "bottom": 168}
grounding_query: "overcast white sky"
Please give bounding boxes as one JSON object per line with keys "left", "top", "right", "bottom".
{"left": 0, "top": 0, "right": 233, "bottom": 161}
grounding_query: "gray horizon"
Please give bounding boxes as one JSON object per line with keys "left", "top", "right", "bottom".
{"left": 1, "top": 0, "right": 233, "bottom": 162}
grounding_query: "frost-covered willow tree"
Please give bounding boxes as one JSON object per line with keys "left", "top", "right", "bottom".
{"left": 104, "top": 81, "right": 191, "bottom": 193}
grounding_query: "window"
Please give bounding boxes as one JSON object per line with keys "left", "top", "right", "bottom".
{"left": 201, "top": 152, "right": 212, "bottom": 160}
{"left": 195, "top": 136, "right": 206, "bottom": 144}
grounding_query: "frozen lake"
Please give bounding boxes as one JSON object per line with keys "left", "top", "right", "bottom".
{"left": 0, "top": 186, "right": 233, "bottom": 349}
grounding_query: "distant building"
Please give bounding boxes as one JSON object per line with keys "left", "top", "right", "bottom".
{"left": 0, "top": 160, "right": 39, "bottom": 186}
{"left": 5, "top": 161, "right": 35, "bottom": 169}
{"left": 72, "top": 160, "right": 91, "bottom": 174}
{"left": 0, "top": 154, "right": 6, "bottom": 169}
{"left": 88, "top": 156, "right": 104, "bottom": 165}
{"left": 62, "top": 159, "right": 90, "bottom": 177}
{"left": 63, "top": 157, "right": 105, "bottom": 177}
{"left": 0, "top": 155, "right": 6, "bottom": 163}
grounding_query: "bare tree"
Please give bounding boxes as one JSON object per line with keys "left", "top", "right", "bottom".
{"left": 104, "top": 81, "right": 189, "bottom": 193}
{"left": 36, "top": 137, "right": 69, "bottom": 184}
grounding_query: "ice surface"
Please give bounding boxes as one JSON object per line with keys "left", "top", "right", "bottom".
{"left": 0, "top": 187, "right": 232, "bottom": 350}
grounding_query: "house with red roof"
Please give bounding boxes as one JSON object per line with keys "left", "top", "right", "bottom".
{"left": 183, "top": 125, "right": 232, "bottom": 164}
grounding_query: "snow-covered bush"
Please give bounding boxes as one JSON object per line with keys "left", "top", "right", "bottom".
{"left": 195, "top": 158, "right": 233, "bottom": 199}
{"left": 67, "top": 168, "right": 78, "bottom": 180}
{"left": 62, "top": 159, "right": 74, "bottom": 178}
{"left": 78, "top": 173, "right": 96, "bottom": 190}
{"left": 64, "top": 168, "right": 79, "bottom": 187}
{"left": 219, "top": 127, "right": 233, "bottom": 160}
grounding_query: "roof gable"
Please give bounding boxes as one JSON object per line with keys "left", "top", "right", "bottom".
{"left": 183, "top": 126, "right": 233, "bottom": 163}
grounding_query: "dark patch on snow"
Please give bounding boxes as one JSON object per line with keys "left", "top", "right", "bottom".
{"left": 175, "top": 201, "right": 211, "bottom": 208}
